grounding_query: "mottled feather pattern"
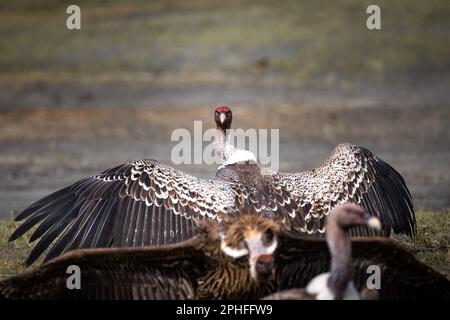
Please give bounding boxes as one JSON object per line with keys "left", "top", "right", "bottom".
{"left": 216, "top": 165, "right": 299, "bottom": 227}
{"left": 10, "top": 144, "right": 415, "bottom": 265}
{"left": 10, "top": 160, "right": 235, "bottom": 265}
{"left": 278, "top": 144, "right": 415, "bottom": 237}
{"left": 117, "top": 160, "right": 233, "bottom": 219}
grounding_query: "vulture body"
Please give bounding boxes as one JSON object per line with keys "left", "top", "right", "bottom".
{"left": 273, "top": 234, "right": 450, "bottom": 300}
{"left": 2, "top": 208, "right": 448, "bottom": 300}
{"left": 267, "top": 204, "right": 450, "bottom": 300}
{"left": 9, "top": 106, "right": 415, "bottom": 266}
{"left": 1, "top": 213, "right": 280, "bottom": 300}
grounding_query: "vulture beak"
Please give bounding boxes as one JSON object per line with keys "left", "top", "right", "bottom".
{"left": 366, "top": 216, "right": 382, "bottom": 231}
{"left": 255, "top": 254, "right": 274, "bottom": 277}
{"left": 246, "top": 235, "right": 277, "bottom": 281}
{"left": 219, "top": 113, "right": 226, "bottom": 124}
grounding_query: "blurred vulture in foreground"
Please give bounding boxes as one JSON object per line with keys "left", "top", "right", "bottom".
{"left": 1, "top": 212, "right": 280, "bottom": 300}
{"left": 270, "top": 204, "right": 450, "bottom": 300}
{"left": 264, "top": 204, "right": 382, "bottom": 300}
{"left": 9, "top": 106, "right": 415, "bottom": 266}
{"left": 1, "top": 205, "right": 448, "bottom": 300}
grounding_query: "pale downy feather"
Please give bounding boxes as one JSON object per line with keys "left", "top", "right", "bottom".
{"left": 223, "top": 144, "right": 257, "bottom": 165}
{"left": 305, "top": 273, "right": 360, "bottom": 300}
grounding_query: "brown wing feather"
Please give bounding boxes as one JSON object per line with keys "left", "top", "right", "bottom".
{"left": 278, "top": 143, "right": 415, "bottom": 237}
{"left": 9, "top": 160, "right": 234, "bottom": 265}
{"left": 351, "top": 238, "right": 450, "bottom": 300}
{"left": 274, "top": 233, "right": 450, "bottom": 299}
{"left": 0, "top": 236, "right": 207, "bottom": 300}
{"left": 216, "top": 164, "right": 300, "bottom": 227}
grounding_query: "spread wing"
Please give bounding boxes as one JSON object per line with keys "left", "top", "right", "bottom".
{"left": 0, "top": 237, "right": 207, "bottom": 300}
{"left": 275, "top": 234, "right": 450, "bottom": 300}
{"left": 10, "top": 160, "right": 235, "bottom": 266}
{"left": 278, "top": 143, "right": 415, "bottom": 237}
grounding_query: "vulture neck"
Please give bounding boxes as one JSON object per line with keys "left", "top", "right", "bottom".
{"left": 214, "top": 125, "right": 231, "bottom": 162}
{"left": 326, "top": 223, "right": 353, "bottom": 299}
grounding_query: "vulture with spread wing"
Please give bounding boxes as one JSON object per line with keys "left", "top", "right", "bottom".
{"left": 266, "top": 204, "right": 450, "bottom": 300}
{"left": 1, "top": 207, "right": 447, "bottom": 300}
{"left": 9, "top": 106, "right": 415, "bottom": 266}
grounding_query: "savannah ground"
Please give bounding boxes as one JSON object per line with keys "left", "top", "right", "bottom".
{"left": 0, "top": 0, "right": 449, "bottom": 280}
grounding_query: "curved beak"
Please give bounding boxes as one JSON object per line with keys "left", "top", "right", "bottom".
{"left": 246, "top": 236, "right": 278, "bottom": 281}
{"left": 366, "top": 216, "right": 382, "bottom": 231}
{"left": 255, "top": 254, "right": 274, "bottom": 277}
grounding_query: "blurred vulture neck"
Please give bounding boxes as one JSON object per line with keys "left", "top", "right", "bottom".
{"left": 214, "top": 125, "right": 230, "bottom": 162}
{"left": 326, "top": 222, "right": 352, "bottom": 299}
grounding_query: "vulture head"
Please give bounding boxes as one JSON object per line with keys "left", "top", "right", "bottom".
{"left": 201, "top": 213, "right": 281, "bottom": 285}
{"left": 327, "top": 203, "right": 382, "bottom": 232}
{"left": 214, "top": 105, "right": 233, "bottom": 130}
{"left": 221, "top": 214, "right": 281, "bottom": 282}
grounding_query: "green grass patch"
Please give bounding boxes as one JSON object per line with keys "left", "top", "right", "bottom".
{"left": 393, "top": 210, "right": 450, "bottom": 279}
{"left": 0, "top": 219, "right": 34, "bottom": 281}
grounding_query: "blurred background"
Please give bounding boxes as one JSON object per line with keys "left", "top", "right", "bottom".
{"left": 0, "top": 0, "right": 449, "bottom": 219}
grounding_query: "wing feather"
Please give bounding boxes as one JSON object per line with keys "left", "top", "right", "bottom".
{"left": 275, "top": 233, "right": 450, "bottom": 299}
{"left": 11, "top": 160, "right": 234, "bottom": 265}
{"left": 279, "top": 144, "right": 415, "bottom": 237}
{"left": 0, "top": 237, "right": 207, "bottom": 300}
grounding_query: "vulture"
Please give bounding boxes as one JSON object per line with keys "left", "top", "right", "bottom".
{"left": 0, "top": 212, "right": 281, "bottom": 299}
{"left": 213, "top": 105, "right": 257, "bottom": 167}
{"left": 270, "top": 204, "right": 450, "bottom": 300}
{"left": 263, "top": 203, "right": 382, "bottom": 300}
{"left": 9, "top": 105, "right": 415, "bottom": 266}
{"left": 1, "top": 205, "right": 448, "bottom": 300}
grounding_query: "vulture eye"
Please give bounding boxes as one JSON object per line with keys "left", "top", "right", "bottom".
{"left": 262, "top": 229, "right": 274, "bottom": 245}
{"left": 237, "top": 240, "right": 246, "bottom": 250}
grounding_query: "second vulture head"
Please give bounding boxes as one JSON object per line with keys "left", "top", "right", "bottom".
{"left": 216, "top": 214, "right": 281, "bottom": 282}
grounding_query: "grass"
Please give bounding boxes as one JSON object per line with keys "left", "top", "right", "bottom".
{"left": 0, "top": 210, "right": 448, "bottom": 281}
{"left": 393, "top": 210, "right": 450, "bottom": 279}
{"left": 0, "top": 219, "right": 34, "bottom": 280}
